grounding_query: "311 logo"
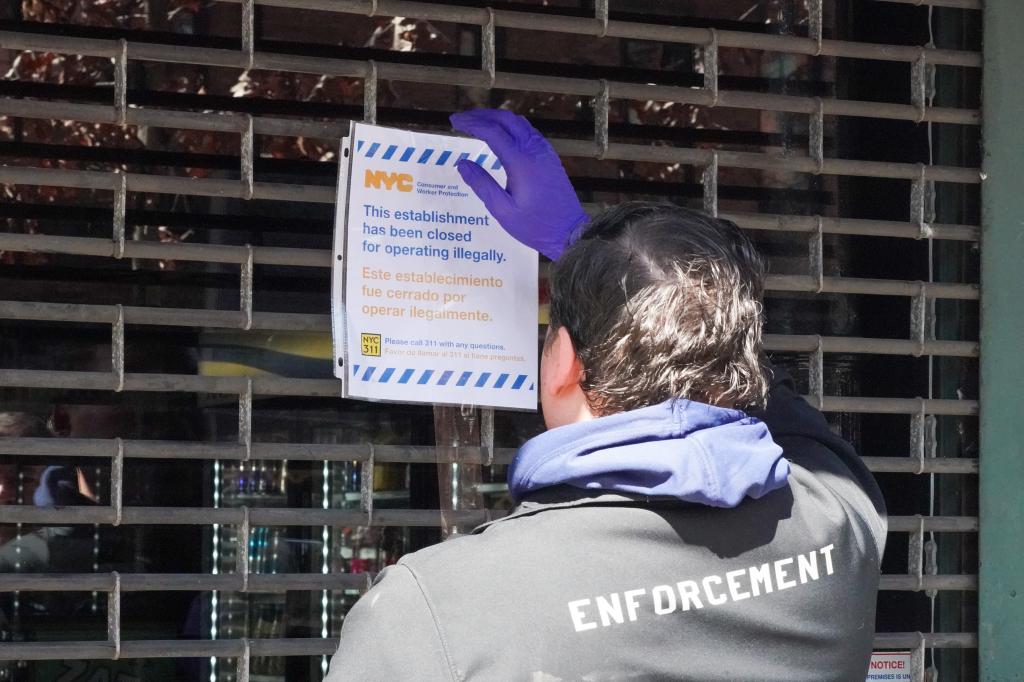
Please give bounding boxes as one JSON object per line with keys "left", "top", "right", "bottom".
{"left": 361, "top": 333, "right": 382, "bottom": 357}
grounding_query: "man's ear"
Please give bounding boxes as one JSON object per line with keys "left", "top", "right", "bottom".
{"left": 546, "top": 326, "right": 584, "bottom": 396}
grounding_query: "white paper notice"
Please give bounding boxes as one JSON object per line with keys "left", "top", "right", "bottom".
{"left": 865, "top": 652, "right": 912, "bottom": 681}
{"left": 332, "top": 122, "right": 538, "bottom": 410}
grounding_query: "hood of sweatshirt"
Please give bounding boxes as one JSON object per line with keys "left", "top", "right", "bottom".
{"left": 508, "top": 398, "right": 790, "bottom": 507}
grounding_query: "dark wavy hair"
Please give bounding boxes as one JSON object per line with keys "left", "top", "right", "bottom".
{"left": 548, "top": 201, "right": 768, "bottom": 414}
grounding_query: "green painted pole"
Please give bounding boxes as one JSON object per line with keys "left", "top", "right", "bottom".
{"left": 980, "top": 1, "right": 1024, "bottom": 679}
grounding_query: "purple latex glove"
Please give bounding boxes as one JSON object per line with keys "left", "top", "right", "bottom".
{"left": 450, "top": 109, "right": 588, "bottom": 261}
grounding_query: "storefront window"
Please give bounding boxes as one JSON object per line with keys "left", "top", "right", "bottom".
{"left": 1, "top": 1, "right": 979, "bottom": 679}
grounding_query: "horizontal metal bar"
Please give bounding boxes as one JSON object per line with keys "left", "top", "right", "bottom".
{"left": 0, "top": 504, "right": 976, "bottom": 532}
{"left": 763, "top": 333, "right": 977, "bottom": 358}
{"left": 0, "top": 241, "right": 982, "bottom": 306}
{"left": 722, "top": 211, "right": 979, "bottom": 243}
{"left": 0, "top": 368, "right": 341, "bottom": 397}
{"left": 0, "top": 437, "right": 518, "bottom": 464}
{"left": 0, "top": 57, "right": 979, "bottom": 133}
{"left": 861, "top": 457, "right": 978, "bottom": 475}
{"left": 124, "top": 637, "right": 335, "bottom": 658}
{"left": 0, "top": 144, "right": 980, "bottom": 207}
{"left": 879, "top": 574, "right": 978, "bottom": 591}
{"left": 888, "top": 515, "right": 979, "bottom": 532}
{"left": 0, "top": 368, "right": 978, "bottom": 413}
{"left": 0, "top": 437, "right": 979, "bottom": 474}
{"left": 554, "top": 139, "right": 981, "bottom": 184}
{"left": 0, "top": 29, "right": 981, "bottom": 130}
{"left": 764, "top": 274, "right": 978, "bottom": 300}
{"left": 816, "top": 395, "right": 976, "bottom": 416}
{"left": 0, "top": 638, "right": 337, "bottom": 661}
{"left": 0, "top": 572, "right": 368, "bottom": 592}
{"left": 0, "top": 632, "right": 978, "bottom": 661}
{"left": 0, "top": 506, "right": 251, "bottom": 525}
{"left": 214, "top": 0, "right": 981, "bottom": 67}
{"left": 0, "top": 96, "right": 980, "bottom": 171}
{"left": 0, "top": 97, "right": 348, "bottom": 140}
{"left": 0, "top": 165, "right": 336, "bottom": 204}
{"left": 715, "top": 88, "right": 977, "bottom": 125}
{"left": 0, "top": 301, "right": 979, "bottom": 358}
{"left": 0, "top": 231, "right": 334, "bottom": 268}
{"left": 0, "top": 505, "right": 496, "bottom": 527}
{"left": 868, "top": 0, "right": 980, "bottom": 9}
{"left": 873, "top": 632, "right": 977, "bottom": 649}
{"left": 0, "top": 571, "right": 975, "bottom": 594}
{"left": 0, "top": 300, "right": 331, "bottom": 333}
{"left": 0, "top": 220, "right": 981, "bottom": 283}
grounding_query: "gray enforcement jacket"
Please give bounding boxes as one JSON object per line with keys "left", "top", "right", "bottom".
{"left": 325, "top": 370, "right": 887, "bottom": 681}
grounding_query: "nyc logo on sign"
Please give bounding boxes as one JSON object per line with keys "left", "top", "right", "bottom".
{"left": 364, "top": 169, "right": 413, "bottom": 192}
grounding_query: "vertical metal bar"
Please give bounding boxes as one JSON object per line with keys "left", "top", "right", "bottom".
{"left": 363, "top": 60, "right": 378, "bottom": 124}
{"left": 480, "top": 408, "right": 495, "bottom": 467}
{"left": 910, "top": 633, "right": 927, "bottom": 682}
{"left": 909, "top": 516, "right": 925, "bottom": 591}
{"left": 809, "top": 335, "right": 824, "bottom": 412}
{"left": 481, "top": 9, "right": 496, "bottom": 88}
{"left": 111, "top": 438, "right": 123, "bottom": 527}
{"left": 810, "top": 98, "right": 825, "bottom": 173}
{"left": 240, "top": 245, "right": 254, "bottom": 331}
{"left": 239, "top": 378, "right": 252, "bottom": 462}
{"left": 360, "top": 443, "right": 375, "bottom": 525}
{"left": 921, "top": 9, "right": 941, "bottom": 661}
{"left": 809, "top": 217, "right": 824, "bottom": 413}
{"left": 912, "top": 49, "right": 936, "bottom": 126}
{"left": 809, "top": 216, "right": 824, "bottom": 294}
{"left": 114, "top": 39, "right": 127, "bottom": 126}
{"left": 242, "top": 0, "right": 255, "bottom": 70}
{"left": 594, "top": 79, "right": 609, "bottom": 160}
{"left": 924, "top": 534, "right": 939, "bottom": 600}
{"left": 107, "top": 571, "right": 121, "bottom": 660}
{"left": 236, "top": 638, "right": 251, "bottom": 682}
{"left": 910, "top": 284, "right": 933, "bottom": 358}
{"left": 434, "top": 405, "right": 481, "bottom": 538}
{"left": 912, "top": 52, "right": 929, "bottom": 123}
{"left": 980, "top": 1, "right": 1024, "bottom": 677}
{"left": 595, "top": 0, "right": 608, "bottom": 37}
{"left": 809, "top": 0, "right": 824, "bottom": 57}
{"left": 701, "top": 152, "right": 718, "bottom": 217}
{"left": 113, "top": 173, "right": 127, "bottom": 259}
{"left": 911, "top": 408, "right": 936, "bottom": 474}
{"left": 112, "top": 304, "right": 125, "bottom": 392}
{"left": 241, "top": 115, "right": 255, "bottom": 201}
{"left": 704, "top": 29, "right": 719, "bottom": 108}
{"left": 237, "top": 506, "right": 250, "bottom": 591}
{"left": 912, "top": 164, "right": 936, "bottom": 238}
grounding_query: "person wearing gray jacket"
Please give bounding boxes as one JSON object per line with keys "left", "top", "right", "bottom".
{"left": 325, "top": 111, "right": 886, "bottom": 682}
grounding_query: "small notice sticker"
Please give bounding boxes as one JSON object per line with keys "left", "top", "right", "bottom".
{"left": 866, "top": 652, "right": 912, "bottom": 681}
{"left": 360, "top": 333, "right": 381, "bottom": 357}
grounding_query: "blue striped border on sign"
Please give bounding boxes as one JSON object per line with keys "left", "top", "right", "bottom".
{"left": 352, "top": 365, "right": 533, "bottom": 391}
{"left": 355, "top": 139, "right": 502, "bottom": 171}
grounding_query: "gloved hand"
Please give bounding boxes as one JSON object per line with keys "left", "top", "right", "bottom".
{"left": 450, "top": 109, "right": 588, "bottom": 261}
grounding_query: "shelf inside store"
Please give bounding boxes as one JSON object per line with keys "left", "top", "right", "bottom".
{"left": 331, "top": 490, "right": 409, "bottom": 507}
{"left": 226, "top": 492, "right": 289, "bottom": 508}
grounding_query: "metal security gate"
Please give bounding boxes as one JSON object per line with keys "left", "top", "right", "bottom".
{"left": 0, "top": 0, "right": 984, "bottom": 680}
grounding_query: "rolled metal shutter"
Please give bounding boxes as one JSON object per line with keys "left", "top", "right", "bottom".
{"left": 0, "top": 0, "right": 980, "bottom": 680}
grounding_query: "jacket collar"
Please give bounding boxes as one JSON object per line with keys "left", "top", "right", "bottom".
{"left": 472, "top": 487, "right": 670, "bottom": 535}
